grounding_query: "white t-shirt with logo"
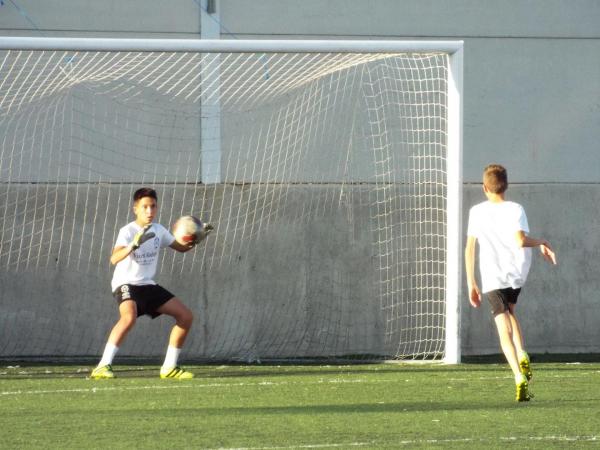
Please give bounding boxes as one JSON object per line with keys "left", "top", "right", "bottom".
{"left": 111, "top": 222, "right": 175, "bottom": 291}
{"left": 467, "top": 200, "right": 532, "bottom": 293}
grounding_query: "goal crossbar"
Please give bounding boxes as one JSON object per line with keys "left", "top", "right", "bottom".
{"left": 0, "top": 37, "right": 463, "bottom": 54}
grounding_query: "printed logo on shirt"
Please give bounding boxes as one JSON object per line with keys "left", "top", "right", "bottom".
{"left": 132, "top": 250, "right": 158, "bottom": 266}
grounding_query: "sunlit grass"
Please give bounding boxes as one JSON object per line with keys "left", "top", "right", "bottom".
{"left": 1, "top": 362, "right": 599, "bottom": 449}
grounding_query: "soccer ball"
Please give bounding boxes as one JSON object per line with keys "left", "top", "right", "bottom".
{"left": 172, "top": 215, "right": 203, "bottom": 244}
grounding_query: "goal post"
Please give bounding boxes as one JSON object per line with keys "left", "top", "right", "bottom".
{"left": 444, "top": 44, "right": 463, "bottom": 364}
{"left": 0, "top": 37, "right": 463, "bottom": 363}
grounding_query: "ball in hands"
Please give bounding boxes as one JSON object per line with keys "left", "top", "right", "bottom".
{"left": 172, "top": 215, "right": 204, "bottom": 245}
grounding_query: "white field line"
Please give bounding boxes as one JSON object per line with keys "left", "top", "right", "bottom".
{"left": 215, "top": 443, "right": 374, "bottom": 449}
{"left": 213, "top": 435, "right": 600, "bottom": 450}
{"left": 0, "top": 378, "right": 392, "bottom": 396}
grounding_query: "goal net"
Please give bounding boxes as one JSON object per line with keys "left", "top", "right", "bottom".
{"left": 0, "top": 38, "right": 462, "bottom": 363}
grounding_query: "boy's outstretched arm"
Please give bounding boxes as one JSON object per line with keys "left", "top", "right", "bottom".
{"left": 464, "top": 235, "right": 481, "bottom": 307}
{"left": 515, "top": 231, "right": 557, "bottom": 265}
{"left": 169, "top": 240, "right": 196, "bottom": 253}
{"left": 170, "top": 223, "right": 214, "bottom": 253}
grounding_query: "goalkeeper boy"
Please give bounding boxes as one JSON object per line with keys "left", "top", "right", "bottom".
{"left": 91, "top": 187, "right": 210, "bottom": 380}
{"left": 465, "top": 164, "right": 556, "bottom": 401}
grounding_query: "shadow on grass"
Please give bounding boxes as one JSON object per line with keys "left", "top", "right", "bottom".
{"left": 83, "top": 397, "right": 600, "bottom": 417}
{"left": 0, "top": 363, "right": 514, "bottom": 380}
{"left": 463, "top": 353, "right": 600, "bottom": 364}
{"left": 2, "top": 353, "right": 600, "bottom": 380}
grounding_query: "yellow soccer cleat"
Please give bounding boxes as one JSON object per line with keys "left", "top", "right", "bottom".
{"left": 515, "top": 377, "right": 530, "bottom": 402}
{"left": 160, "top": 366, "right": 194, "bottom": 380}
{"left": 519, "top": 352, "right": 533, "bottom": 381}
{"left": 90, "top": 364, "right": 115, "bottom": 379}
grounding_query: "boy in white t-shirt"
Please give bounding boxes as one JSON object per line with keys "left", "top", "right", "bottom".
{"left": 465, "top": 165, "right": 557, "bottom": 401}
{"left": 91, "top": 187, "right": 210, "bottom": 380}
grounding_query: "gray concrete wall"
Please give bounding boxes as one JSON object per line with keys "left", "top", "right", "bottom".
{"left": 1, "top": 0, "right": 599, "bottom": 357}
{"left": 0, "top": 184, "right": 443, "bottom": 361}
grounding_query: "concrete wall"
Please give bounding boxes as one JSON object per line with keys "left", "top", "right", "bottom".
{"left": 1, "top": 0, "right": 599, "bottom": 357}
{"left": 0, "top": 184, "right": 441, "bottom": 361}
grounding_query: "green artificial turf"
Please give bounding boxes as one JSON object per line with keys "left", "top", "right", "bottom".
{"left": 1, "top": 362, "right": 599, "bottom": 449}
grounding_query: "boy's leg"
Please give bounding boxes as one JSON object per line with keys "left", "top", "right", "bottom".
{"left": 156, "top": 297, "right": 194, "bottom": 379}
{"left": 156, "top": 297, "right": 193, "bottom": 348}
{"left": 493, "top": 311, "right": 522, "bottom": 379}
{"left": 487, "top": 289, "right": 530, "bottom": 401}
{"left": 107, "top": 300, "right": 138, "bottom": 347}
{"left": 508, "top": 310, "right": 525, "bottom": 355}
{"left": 92, "top": 300, "right": 137, "bottom": 379}
{"left": 494, "top": 311, "right": 530, "bottom": 401}
{"left": 508, "top": 304, "right": 532, "bottom": 380}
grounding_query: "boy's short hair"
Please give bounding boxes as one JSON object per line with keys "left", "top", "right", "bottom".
{"left": 483, "top": 164, "right": 508, "bottom": 194}
{"left": 133, "top": 187, "right": 158, "bottom": 203}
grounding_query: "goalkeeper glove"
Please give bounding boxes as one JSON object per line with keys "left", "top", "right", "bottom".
{"left": 195, "top": 223, "right": 214, "bottom": 243}
{"left": 131, "top": 225, "right": 155, "bottom": 250}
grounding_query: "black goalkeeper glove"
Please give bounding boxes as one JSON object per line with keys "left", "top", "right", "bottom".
{"left": 131, "top": 225, "right": 155, "bottom": 250}
{"left": 194, "top": 223, "right": 214, "bottom": 243}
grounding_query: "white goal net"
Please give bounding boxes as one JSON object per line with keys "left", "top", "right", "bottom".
{"left": 0, "top": 38, "right": 462, "bottom": 363}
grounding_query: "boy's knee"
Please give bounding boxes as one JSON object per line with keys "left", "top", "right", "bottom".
{"left": 184, "top": 309, "right": 194, "bottom": 327}
{"left": 120, "top": 313, "right": 137, "bottom": 329}
{"left": 178, "top": 308, "right": 193, "bottom": 328}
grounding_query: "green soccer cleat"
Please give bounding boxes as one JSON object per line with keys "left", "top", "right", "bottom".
{"left": 90, "top": 364, "right": 115, "bottom": 379}
{"left": 519, "top": 352, "right": 533, "bottom": 381}
{"left": 160, "top": 366, "right": 194, "bottom": 380}
{"left": 515, "top": 377, "right": 530, "bottom": 402}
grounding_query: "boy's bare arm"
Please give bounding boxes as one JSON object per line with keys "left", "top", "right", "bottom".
{"left": 515, "top": 231, "right": 557, "bottom": 265}
{"left": 110, "top": 239, "right": 194, "bottom": 265}
{"left": 169, "top": 240, "right": 195, "bottom": 253}
{"left": 110, "top": 225, "right": 156, "bottom": 265}
{"left": 111, "top": 245, "right": 133, "bottom": 265}
{"left": 464, "top": 236, "right": 481, "bottom": 307}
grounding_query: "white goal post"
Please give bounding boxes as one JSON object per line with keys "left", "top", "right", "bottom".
{"left": 0, "top": 37, "right": 463, "bottom": 363}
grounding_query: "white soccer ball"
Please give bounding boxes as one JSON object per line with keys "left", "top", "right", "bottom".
{"left": 172, "top": 215, "right": 203, "bottom": 244}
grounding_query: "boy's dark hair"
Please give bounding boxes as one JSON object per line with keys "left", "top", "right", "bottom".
{"left": 483, "top": 164, "right": 508, "bottom": 194}
{"left": 133, "top": 187, "right": 158, "bottom": 203}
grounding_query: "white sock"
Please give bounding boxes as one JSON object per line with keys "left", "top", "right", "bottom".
{"left": 98, "top": 342, "right": 119, "bottom": 367}
{"left": 518, "top": 350, "right": 529, "bottom": 361}
{"left": 162, "top": 346, "right": 181, "bottom": 370}
{"left": 515, "top": 373, "right": 526, "bottom": 384}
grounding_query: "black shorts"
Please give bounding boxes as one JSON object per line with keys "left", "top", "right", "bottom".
{"left": 113, "top": 284, "right": 175, "bottom": 318}
{"left": 484, "top": 287, "right": 521, "bottom": 316}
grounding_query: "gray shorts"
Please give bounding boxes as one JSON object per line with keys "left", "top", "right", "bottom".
{"left": 484, "top": 287, "right": 521, "bottom": 316}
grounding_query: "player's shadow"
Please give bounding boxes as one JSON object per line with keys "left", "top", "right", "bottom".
{"left": 160, "top": 397, "right": 600, "bottom": 416}
{"left": 0, "top": 363, "right": 534, "bottom": 380}
{"left": 203, "top": 366, "right": 463, "bottom": 379}
{"left": 2, "top": 359, "right": 594, "bottom": 380}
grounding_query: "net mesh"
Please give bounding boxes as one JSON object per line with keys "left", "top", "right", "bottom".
{"left": 0, "top": 47, "right": 450, "bottom": 361}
